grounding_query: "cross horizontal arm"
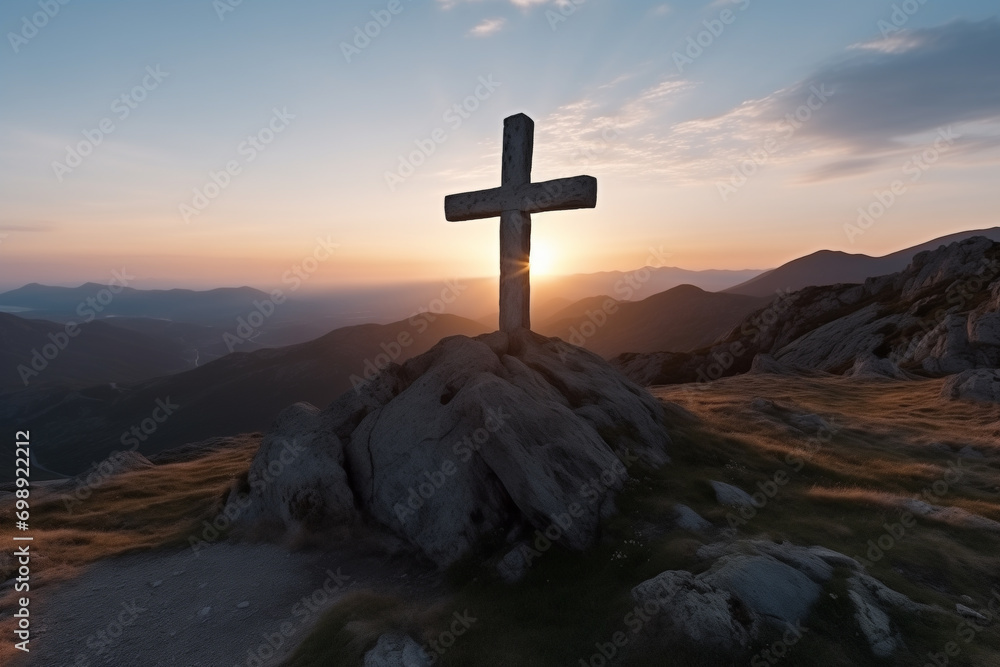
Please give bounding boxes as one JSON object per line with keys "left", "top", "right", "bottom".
{"left": 444, "top": 175, "right": 597, "bottom": 222}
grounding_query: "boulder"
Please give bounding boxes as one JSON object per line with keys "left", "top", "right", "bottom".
{"left": 844, "top": 354, "right": 909, "bottom": 380}
{"left": 703, "top": 555, "right": 822, "bottom": 626}
{"left": 673, "top": 504, "right": 714, "bottom": 534}
{"left": 224, "top": 402, "right": 358, "bottom": 531}
{"left": 235, "top": 330, "right": 673, "bottom": 567}
{"left": 941, "top": 369, "right": 1000, "bottom": 403}
{"left": 364, "top": 633, "right": 430, "bottom": 667}
{"left": 709, "top": 481, "right": 754, "bottom": 508}
{"left": 630, "top": 570, "right": 760, "bottom": 651}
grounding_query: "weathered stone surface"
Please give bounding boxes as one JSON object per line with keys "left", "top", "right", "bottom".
{"left": 364, "top": 633, "right": 430, "bottom": 667}
{"left": 225, "top": 402, "right": 357, "bottom": 531}
{"left": 704, "top": 555, "right": 822, "bottom": 625}
{"left": 630, "top": 570, "right": 760, "bottom": 651}
{"left": 615, "top": 237, "right": 1000, "bottom": 385}
{"left": 673, "top": 504, "right": 714, "bottom": 534}
{"left": 941, "top": 369, "right": 1000, "bottom": 403}
{"left": 709, "top": 481, "right": 754, "bottom": 508}
{"left": 845, "top": 353, "right": 909, "bottom": 379}
{"left": 237, "top": 330, "right": 672, "bottom": 567}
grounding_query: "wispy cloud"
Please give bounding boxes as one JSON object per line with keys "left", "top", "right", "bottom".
{"left": 469, "top": 17, "right": 506, "bottom": 37}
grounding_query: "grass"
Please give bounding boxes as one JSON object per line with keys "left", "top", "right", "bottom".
{"left": 283, "top": 374, "right": 1000, "bottom": 666}
{"left": 0, "top": 434, "right": 259, "bottom": 665}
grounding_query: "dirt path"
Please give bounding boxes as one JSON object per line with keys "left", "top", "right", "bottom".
{"left": 16, "top": 541, "right": 434, "bottom": 667}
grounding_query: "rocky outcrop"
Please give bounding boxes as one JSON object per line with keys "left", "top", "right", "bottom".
{"left": 631, "top": 539, "right": 929, "bottom": 659}
{"left": 615, "top": 237, "right": 1000, "bottom": 385}
{"left": 941, "top": 368, "right": 1000, "bottom": 403}
{"left": 229, "top": 330, "right": 672, "bottom": 567}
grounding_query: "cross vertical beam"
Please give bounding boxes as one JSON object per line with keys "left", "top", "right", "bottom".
{"left": 499, "top": 114, "right": 533, "bottom": 332}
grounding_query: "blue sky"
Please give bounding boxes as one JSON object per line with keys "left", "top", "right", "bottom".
{"left": 1, "top": 0, "right": 998, "bottom": 290}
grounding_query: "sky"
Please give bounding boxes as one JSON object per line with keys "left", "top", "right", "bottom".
{"left": 1, "top": 0, "right": 999, "bottom": 292}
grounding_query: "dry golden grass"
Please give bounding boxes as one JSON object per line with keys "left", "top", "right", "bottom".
{"left": 0, "top": 435, "right": 259, "bottom": 664}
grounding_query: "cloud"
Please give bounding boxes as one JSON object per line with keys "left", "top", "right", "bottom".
{"left": 469, "top": 17, "right": 506, "bottom": 36}
{"left": 440, "top": 19, "right": 1000, "bottom": 189}
{"left": 0, "top": 222, "right": 57, "bottom": 232}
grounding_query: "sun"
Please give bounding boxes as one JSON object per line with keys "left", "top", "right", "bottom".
{"left": 530, "top": 242, "right": 556, "bottom": 276}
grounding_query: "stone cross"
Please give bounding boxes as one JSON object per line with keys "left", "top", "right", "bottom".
{"left": 444, "top": 113, "right": 597, "bottom": 332}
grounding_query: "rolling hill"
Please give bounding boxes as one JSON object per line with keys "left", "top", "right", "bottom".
{"left": 0, "top": 313, "right": 489, "bottom": 480}
{"left": 537, "top": 285, "right": 771, "bottom": 357}
{"left": 724, "top": 227, "right": 1000, "bottom": 297}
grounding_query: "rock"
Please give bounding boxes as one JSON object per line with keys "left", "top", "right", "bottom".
{"left": 673, "top": 504, "right": 713, "bottom": 534}
{"left": 704, "top": 555, "right": 822, "bottom": 625}
{"left": 899, "top": 498, "right": 1000, "bottom": 532}
{"left": 748, "top": 354, "right": 796, "bottom": 375}
{"left": 197, "top": 606, "right": 211, "bottom": 619}
{"left": 848, "top": 589, "right": 899, "bottom": 658}
{"left": 941, "top": 369, "right": 1000, "bottom": 403}
{"left": 956, "top": 604, "right": 988, "bottom": 621}
{"left": 786, "top": 412, "right": 830, "bottom": 435}
{"left": 496, "top": 545, "right": 531, "bottom": 584}
{"left": 364, "top": 633, "right": 430, "bottom": 667}
{"left": 844, "top": 354, "right": 909, "bottom": 380}
{"left": 750, "top": 397, "right": 774, "bottom": 412}
{"left": 709, "top": 481, "right": 754, "bottom": 508}
{"left": 845, "top": 573, "right": 930, "bottom": 658}
{"left": 237, "top": 601, "right": 250, "bottom": 609}
{"left": 630, "top": 570, "right": 760, "bottom": 651}
{"left": 73, "top": 450, "right": 154, "bottom": 487}
{"left": 958, "top": 445, "right": 985, "bottom": 459}
{"left": 239, "top": 330, "right": 673, "bottom": 567}
{"left": 225, "top": 402, "right": 358, "bottom": 532}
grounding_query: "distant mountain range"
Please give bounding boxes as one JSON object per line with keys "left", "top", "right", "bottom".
{"left": 537, "top": 285, "right": 770, "bottom": 357}
{"left": 0, "top": 314, "right": 488, "bottom": 480}
{"left": 0, "top": 313, "right": 194, "bottom": 393}
{"left": 617, "top": 236, "right": 1000, "bottom": 385}
{"left": 724, "top": 227, "right": 1000, "bottom": 297}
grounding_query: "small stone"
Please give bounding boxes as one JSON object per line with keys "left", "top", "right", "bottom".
{"left": 151, "top": 580, "right": 162, "bottom": 588}
{"left": 958, "top": 445, "right": 985, "bottom": 460}
{"left": 709, "top": 481, "right": 755, "bottom": 508}
{"left": 198, "top": 606, "right": 211, "bottom": 618}
{"left": 237, "top": 601, "right": 250, "bottom": 609}
{"left": 956, "top": 603, "right": 988, "bottom": 621}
